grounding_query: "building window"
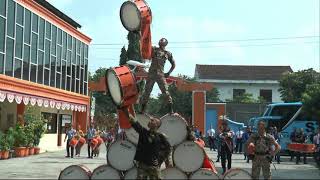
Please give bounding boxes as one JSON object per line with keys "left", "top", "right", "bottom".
{"left": 233, "top": 89, "right": 245, "bottom": 99}
{"left": 7, "top": 0, "right": 15, "bottom": 38}
{"left": 24, "top": 9, "right": 31, "bottom": 44}
{"left": 260, "top": 89, "right": 272, "bottom": 102}
{"left": 15, "top": 25, "right": 23, "bottom": 58}
{"left": 0, "top": 54, "right": 4, "bottom": 74}
{"left": 5, "top": 37, "right": 14, "bottom": 76}
{"left": 0, "top": 0, "right": 6, "bottom": 17}
{"left": 16, "top": 4, "right": 24, "bottom": 26}
{"left": 42, "top": 112, "right": 57, "bottom": 134}
{"left": 14, "top": 58, "right": 22, "bottom": 79}
{"left": 0, "top": 17, "right": 5, "bottom": 53}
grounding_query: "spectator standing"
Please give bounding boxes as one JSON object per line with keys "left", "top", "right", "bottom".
{"left": 293, "top": 128, "right": 307, "bottom": 164}
{"left": 235, "top": 127, "right": 244, "bottom": 153}
{"left": 64, "top": 125, "right": 76, "bottom": 158}
{"left": 313, "top": 128, "right": 320, "bottom": 164}
{"left": 207, "top": 126, "right": 216, "bottom": 151}
{"left": 87, "top": 123, "right": 96, "bottom": 159}
{"left": 219, "top": 121, "right": 234, "bottom": 174}
{"left": 242, "top": 126, "right": 252, "bottom": 163}
{"left": 289, "top": 128, "right": 297, "bottom": 161}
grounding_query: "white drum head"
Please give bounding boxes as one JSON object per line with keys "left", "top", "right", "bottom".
{"left": 58, "top": 165, "right": 90, "bottom": 180}
{"left": 161, "top": 168, "right": 188, "bottom": 179}
{"left": 107, "top": 70, "right": 122, "bottom": 105}
{"left": 107, "top": 140, "right": 136, "bottom": 171}
{"left": 158, "top": 114, "right": 187, "bottom": 146}
{"left": 125, "top": 114, "right": 151, "bottom": 145}
{"left": 124, "top": 167, "right": 138, "bottom": 180}
{"left": 223, "top": 168, "right": 252, "bottom": 179}
{"left": 120, "top": 1, "right": 140, "bottom": 31}
{"left": 91, "top": 165, "right": 121, "bottom": 180}
{"left": 173, "top": 141, "right": 205, "bottom": 173}
{"left": 190, "top": 168, "right": 219, "bottom": 179}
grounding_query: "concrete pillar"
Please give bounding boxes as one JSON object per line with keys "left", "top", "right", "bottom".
{"left": 192, "top": 91, "right": 206, "bottom": 134}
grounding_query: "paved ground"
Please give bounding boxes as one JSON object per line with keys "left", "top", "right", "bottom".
{"left": 0, "top": 145, "right": 319, "bottom": 179}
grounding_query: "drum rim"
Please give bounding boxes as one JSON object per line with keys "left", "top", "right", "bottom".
{"left": 222, "top": 168, "right": 252, "bottom": 179}
{"left": 91, "top": 164, "right": 121, "bottom": 179}
{"left": 106, "top": 68, "right": 123, "bottom": 107}
{"left": 120, "top": 1, "right": 142, "bottom": 32}
{"left": 172, "top": 141, "right": 205, "bottom": 173}
{"left": 189, "top": 168, "right": 219, "bottom": 179}
{"left": 58, "top": 165, "right": 91, "bottom": 180}
{"left": 161, "top": 167, "right": 188, "bottom": 179}
{"left": 107, "top": 140, "right": 136, "bottom": 171}
{"left": 124, "top": 166, "right": 138, "bottom": 179}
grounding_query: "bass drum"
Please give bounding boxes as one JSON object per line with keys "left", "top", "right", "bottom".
{"left": 58, "top": 165, "right": 91, "bottom": 180}
{"left": 173, "top": 141, "right": 205, "bottom": 173}
{"left": 190, "top": 168, "right": 219, "bottom": 179}
{"left": 107, "top": 140, "right": 136, "bottom": 171}
{"left": 158, "top": 113, "right": 188, "bottom": 146}
{"left": 124, "top": 114, "right": 151, "bottom": 145}
{"left": 124, "top": 166, "right": 138, "bottom": 180}
{"left": 91, "top": 165, "right": 121, "bottom": 180}
{"left": 161, "top": 167, "right": 188, "bottom": 180}
{"left": 223, "top": 168, "right": 252, "bottom": 179}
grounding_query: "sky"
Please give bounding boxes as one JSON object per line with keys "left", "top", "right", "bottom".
{"left": 48, "top": 0, "right": 319, "bottom": 95}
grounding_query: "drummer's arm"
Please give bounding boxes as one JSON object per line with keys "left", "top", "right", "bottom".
{"left": 271, "top": 138, "right": 281, "bottom": 155}
{"left": 127, "top": 113, "right": 145, "bottom": 135}
{"left": 167, "top": 53, "right": 175, "bottom": 75}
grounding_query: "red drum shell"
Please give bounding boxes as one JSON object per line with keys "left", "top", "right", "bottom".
{"left": 90, "top": 138, "right": 99, "bottom": 149}
{"left": 69, "top": 138, "right": 78, "bottom": 147}
{"left": 288, "top": 143, "right": 316, "bottom": 153}
{"left": 78, "top": 137, "right": 86, "bottom": 146}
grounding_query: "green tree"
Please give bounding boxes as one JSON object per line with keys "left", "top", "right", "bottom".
{"left": 302, "top": 83, "right": 320, "bottom": 119}
{"left": 119, "top": 46, "right": 128, "bottom": 66}
{"left": 127, "top": 31, "right": 142, "bottom": 62}
{"left": 206, "top": 88, "right": 220, "bottom": 103}
{"left": 279, "top": 68, "right": 320, "bottom": 102}
{"left": 226, "top": 93, "right": 257, "bottom": 103}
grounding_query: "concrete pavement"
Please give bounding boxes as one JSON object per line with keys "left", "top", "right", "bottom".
{"left": 0, "top": 145, "right": 319, "bottom": 179}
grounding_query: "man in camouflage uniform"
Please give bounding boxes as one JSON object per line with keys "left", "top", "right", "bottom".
{"left": 247, "top": 120, "right": 281, "bottom": 180}
{"left": 140, "top": 38, "right": 176, "bottom": 114}
{"left": 125, "top": 111, "right": 171, "bottom": 179}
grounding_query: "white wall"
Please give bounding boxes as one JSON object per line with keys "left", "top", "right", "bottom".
{"left": 213, "top": 82, "right": 283, "bottom": 103}
{"left": 0, "top": 100, "right": 17, "bottom": 132}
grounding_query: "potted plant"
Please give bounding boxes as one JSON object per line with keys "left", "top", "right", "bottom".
{"left": 24, "top": 124, "right": 35, "bottom": 155}
{"left": 0, "top": 129, "right": 13, "bottom": 160}
{"left": 13, "top": 124, "right": 27, "bottom": 157}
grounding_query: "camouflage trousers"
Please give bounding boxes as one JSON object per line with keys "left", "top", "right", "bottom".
{"left": 140, "top": 73, "right": 173, "bottom": 105}
{"left": 252, "top": 155, "right": 271, "bottom": 180}
{"left": 137, "top": 162, "right": 161, "bottom": 180}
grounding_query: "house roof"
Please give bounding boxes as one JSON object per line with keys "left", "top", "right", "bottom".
{"left": 34, "top": 0, "right": 81, "bottom": 29}
{"left": 195, "top": 64, "right": 293, "bottom": 81}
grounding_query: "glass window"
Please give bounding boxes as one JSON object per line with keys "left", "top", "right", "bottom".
{"left": 233, "top": 89, "right": 245, "bottom": 99}
{"left": 50, "top": 55, "right": 56, "bottom": 87}
{"left": 23, "top": 61, "right": 29, "bottom": 80}
{"left": 16, "top": 4, "right": 24, "bottom": 25}
{"left": 71, "top": 64, "right": 76, "bottom": 92}
{"left": 61, "top": 60, "right": 66, "bottom": 90}
{"left": 76, "top": 79, "right": 80, "bottom": 93}
{"left": 44, "top": 68, "right": 49, "bottom": 86}
{"left": 14, "top": 58, "right": 22, "bottom": 79}
{"left": 23, "top": 44, "right": 30, "bottom": 80}
{"left": 6, "top": 0, "right": 15, "bottom": 38}
{"left": 24, "top": 9, "right": 31, "bottom": 44}
{"left": 55, "top": 72, "right": 61, "bottom": 89}
{"left": 260, "top": 89, "right": 272, "bottom": 103}
{"left": 76, "top": 40, "right": 80, "bottom": 54}
{"left": 32, "top": 13, "right": 38, "bottom": 33}
{"left": 51, "top": 25, "right": 57, "bottom": 54}
{"left": 67, "top": 51, "right": 71, "bottom": 75}
{"left": 30, "top": 64, "right": 36, "bottom": 83}
{"left": 31, "top": 33, "right": 38, "bottom": 64}
{"left": 38, "top": 18, "right": 45, "bottom": 50}
{"left": 57, "top": 29, "right": 62, "bottom": 45}
{"left": 44, "top": 39, "right": 50, "bottom": 68}
{"left": 84, "top": 44, "right": 88, "bottom": 58}
{"left": 66, "top": 76, "right": 71, "bottom": 91}
{"left": 72, "top": 38, "right": 76, "bottom": 64}
{"left": 80, "top": 68, "right": 84, "bottom": 94}
{"left": 0, "top": 0, "right": 6, "bottom": 17}
{"left": 84, "top": 59, "right": 88, "bottom": 81}
{"left": 57, "top": 47, "right": 61, "bottom": 72}
{"left": 45, "top": 21, "right": 51, "bottom": 39}
{"left": 37, "top": 51, "right": 44, "bottom": 84}
{"left": 0, "top": 53, "right": 4, "bottom": 74}
{"left": 42, "top": 112, "right": 57, "bottom": 134}
{"left": 76, "top": 56, "right": 80, "bottom": 79}
{"left": 15, "top": 25, "right": 23, "bottom": 58}
{"left": 5, "top": 37, "right": 14, "bottom": 76}
{"left": 67, "top": 34, "right": 72, "bottom": 50}
{"left": 84, "top": 82, "right": 87, "bottom": 95}
{"left": 62, "top": 31, "right": 67, "bottom": 59}
{"left": 0, "top": 17, "right": 5, "bottom": 52}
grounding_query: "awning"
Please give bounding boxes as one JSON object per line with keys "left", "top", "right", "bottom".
{"left": 0, "top": 90, "right": 87, "bottom": 112}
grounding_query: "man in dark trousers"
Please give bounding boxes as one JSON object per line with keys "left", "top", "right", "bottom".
{"left": 125, "top": 111, "right": 171, "bottom": 179}
{"left": 64, "top": 125, "right": 76, "bottom": 158}
{"left": 219, "top": 121, "right": 234, "bottom": 174}
{"left": 293, "top": 128, "right": 307, "bottom": 164}
{"left": 243, "top": 126, "right": 252, "bottom": 163}
{"left": 140, "top": 38, "right": 176, "bottom": 114}
{"left": 86, "top": 123, "right": 96, "bottom": 159}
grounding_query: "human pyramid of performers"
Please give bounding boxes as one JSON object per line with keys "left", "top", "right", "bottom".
{"left": 59, "top": 0, "right": 253, "bottom": 179}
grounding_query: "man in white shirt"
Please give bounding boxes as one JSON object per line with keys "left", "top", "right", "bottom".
{"left": 235, "top": 127, "right": 244, "bottom": 153}
{"left": 314, "top": 128, "right": 320, "bottom": 163}
{"left": 207, "top": 127, "right": 216, "bottom": 151}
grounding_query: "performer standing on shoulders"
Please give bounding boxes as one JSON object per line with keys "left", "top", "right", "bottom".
{"left": 124, "top": 110, "right": 171, "bottom": 179}
{"left": 139, "top": 38, "right": 176, "bottom": 114}
{"left": 219, "top": 121, "right": 234, "bottom": 174}
{"left": 247, "top": 120, "right": 281, "bottom": 180}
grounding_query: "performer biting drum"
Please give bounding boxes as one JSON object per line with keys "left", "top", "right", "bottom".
{"left": 124, "top": 110, "right": 171, "bottom": 179}
{"left": 139, "top": 38, "right": 176, "bottom": 114}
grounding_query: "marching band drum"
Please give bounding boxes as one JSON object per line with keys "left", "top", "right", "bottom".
{"left": 288, "top": 143, "right": 316, "bottom": 153}
{"left": 158, "top": 114, "right": 188, "bottom": 146}
{"left": 173, "top": 141, "right": 205, "bottom": 173}
{"left": 120, "top": 0, "right": 152, "bottom": 32}
{"left": 222, "top": 168, "right": 252, "bottom": 179}
{"left": 107, "top": 140, "right": 136, "bottom": 171}
{"left": 161, "top": 167, "right": 188, "bottom": 179}
{"left": 189, "top": 168, "right": 220, "bottom": 179}
{"left": 123, "top": 166, "right": 138, "bottom": 180}
{"left": 58, "top": 165, "right": 91, "bottom": 180}
{"left": 91, "top": 165, "right": 121, "bottom": 180}
{"left": 124, "top": 114, "right": 151, "bottom": 145}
